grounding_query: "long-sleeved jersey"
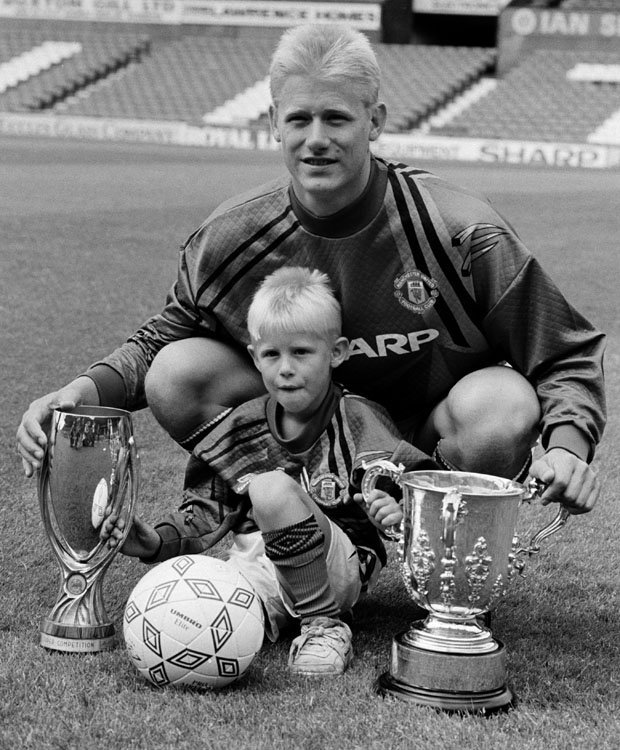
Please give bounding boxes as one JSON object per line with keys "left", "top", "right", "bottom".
{"left": 148, "top": 383, "right": 437, "bottom": 566}
{"left": 87, "top": 157, "right": 606, "bottom": 459}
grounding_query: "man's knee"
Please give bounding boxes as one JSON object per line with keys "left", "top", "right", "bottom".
{"left": 441, "top": 366, "right": 540, "bottom": 444}
{"left": 430, "top": 366, "right": 540, "bottom": 476}
{"left": 144, "top": 338, "right": 264, "bottom": 433}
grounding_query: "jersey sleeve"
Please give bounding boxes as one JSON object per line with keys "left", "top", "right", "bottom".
{"left": 471, "top": 224, "right": 606, "bottom": 459}
{"left": 83, "top": 222, "right": 225, "bottom": 409}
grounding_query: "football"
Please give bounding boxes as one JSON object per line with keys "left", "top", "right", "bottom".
{"left": 123, "top": 554, "right": 264, "bottom": 689}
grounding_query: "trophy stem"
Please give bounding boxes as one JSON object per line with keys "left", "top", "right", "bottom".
{"left": 40, "top": 561, "right": 115, "bottom": 652}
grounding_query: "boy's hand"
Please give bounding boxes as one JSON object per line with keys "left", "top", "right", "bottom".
{"left": 100, "top": 511, "right": 160, "bottom": 558}
{"left": 353, "top": 489, "right": 403, "bottom": 533}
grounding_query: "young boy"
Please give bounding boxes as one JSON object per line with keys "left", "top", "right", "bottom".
{"left": 101, "top": 267, "right": 436, "bottom": 676}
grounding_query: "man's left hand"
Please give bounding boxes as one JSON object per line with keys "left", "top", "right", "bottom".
{"left": 529, "top": 448, "right": 599, "bottom": 514}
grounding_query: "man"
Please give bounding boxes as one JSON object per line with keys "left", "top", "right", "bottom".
{"left": 17, "top": 24, "right": 605, "bottom": 513}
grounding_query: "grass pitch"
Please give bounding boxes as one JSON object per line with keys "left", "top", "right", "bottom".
{"left": 1, "top": 137, "right": 619, "bottom": 750}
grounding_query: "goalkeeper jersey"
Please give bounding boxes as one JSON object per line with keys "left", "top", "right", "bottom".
{"left": 87, "top": 157, "right": 606, "bottom": 458}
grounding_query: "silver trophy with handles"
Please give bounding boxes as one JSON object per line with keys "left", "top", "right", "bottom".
{"left": 362, "top": 464, "right": 569, "bottom": 712}
{"left": 38, "top": 406, "right": 139, "bottom": 652}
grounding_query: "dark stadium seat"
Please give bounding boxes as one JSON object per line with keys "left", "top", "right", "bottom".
{"left": 429, "top": 49, "right": 620, "bottom": 144}
{"left": 376, "top": 45, "right": 496, "bottom": 133}
{"left": 0, "top": 30, "right": 149, "bottom": 113}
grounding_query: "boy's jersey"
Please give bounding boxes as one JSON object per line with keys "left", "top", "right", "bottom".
{"left": 89, "top": 157, "right": 605, "bottom": 455}
{"left": 149, "top": 384, "right": 437, "bottom": 565}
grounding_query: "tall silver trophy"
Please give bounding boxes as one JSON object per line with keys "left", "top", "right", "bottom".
{"left": 38, "top": 406, "right": 139, "bottom": 652}
{"left": 362, "top": 464, "right": 569, "bottom": 713}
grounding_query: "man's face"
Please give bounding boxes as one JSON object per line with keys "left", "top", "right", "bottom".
{"left": 249, "top": 330, "right": 348, "bottom": 422}
{"left": 270, "top": 76, "right": 386, "bottom": 216}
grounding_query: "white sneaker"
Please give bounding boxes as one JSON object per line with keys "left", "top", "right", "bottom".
{"left": 288, "top": 617, "right": 353, "bottom": 676}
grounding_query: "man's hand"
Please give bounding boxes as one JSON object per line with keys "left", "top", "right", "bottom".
{"left": 16, "top": 377, "right": 100, "bottom": 477}
{"left": 100, "top": 512, "right": 161, "bottom": 559}
{"left": 529, "top": 447, "right": 599, "bottom": 515}
{"left": 353, "top": 488, "right": 403, "bottom": 532}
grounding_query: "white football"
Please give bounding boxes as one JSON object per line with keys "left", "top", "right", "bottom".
{"left": 123, "top": 555, "right": 264, "bottom": 689}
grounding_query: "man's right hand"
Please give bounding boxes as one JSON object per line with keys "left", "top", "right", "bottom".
{"left": 16, "top": 377, "right": 100, "bottom": 477}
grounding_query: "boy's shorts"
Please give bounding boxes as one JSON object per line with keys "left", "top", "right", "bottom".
{"left": 223, "top": 521, "right": 381, "bottom": 641}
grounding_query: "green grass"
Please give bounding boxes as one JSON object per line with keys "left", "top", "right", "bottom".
{"left": 1, "top": 138, "right": 619, "bottom": 750}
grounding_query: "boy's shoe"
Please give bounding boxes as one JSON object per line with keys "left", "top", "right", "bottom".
{"left": 288, "top": 616, "right": 353, "bottom": 676}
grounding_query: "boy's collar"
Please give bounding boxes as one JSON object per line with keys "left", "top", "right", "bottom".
{"left": 289, "top": 158, "right": 387, "bottom": 238}
{"left": 267, "top": 382, "right": 341, "bottom": 453}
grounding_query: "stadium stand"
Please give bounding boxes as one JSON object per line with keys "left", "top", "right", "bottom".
{"left": 428, "top": 49, "right": 620, "bottom": 144}
{"left": 0, "top": 30, "right": 149, "bottom": 113}
{"left": 374, "top": 45, "right": 496, "bottom": 133}
{"left": 0, "top": 31, "right": 495, "bottom": 133}
{"left": 0, "top": 8, "right": 616, "bottom": 148}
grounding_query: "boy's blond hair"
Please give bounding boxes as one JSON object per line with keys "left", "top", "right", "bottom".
{"left": 247, "top": 267, "right": 342, "bottom": 342}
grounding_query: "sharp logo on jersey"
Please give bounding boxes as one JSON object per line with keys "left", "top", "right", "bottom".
{"left": 452, "top": 224, "right": 509, "bottom": 277}
{"left": 348, "top": 329, "right": 439, "bottom": 358}
{"left": 310, "top": 473, "right": 347, "bottom": 508}
{"left": 393, "top": 270, "right": 439, "bottom": 313}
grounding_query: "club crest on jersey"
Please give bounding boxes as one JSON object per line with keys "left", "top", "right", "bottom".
{"left": 394, "top": 270, "right": 439, "bottom": 313}
{"left": 310, "top": 473, "right": 347, "bottom": 508}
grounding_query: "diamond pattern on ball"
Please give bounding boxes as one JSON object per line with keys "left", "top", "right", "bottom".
{"left": 166, "top": 648, "right": 211, "bottom": 670}
{"left": 210, "top": 606, "right": 233, "bottom": 652}
{"left": 143, "top": 618, "right": 162, "bottom": 657}
{"left": 145, "top": 580, "right": 178, "bottom": 610}
{"left": 171, "top": 556, "right": 195, "bottom": 576}
{"left": 149, "top": 662, "right": 170, "bottom": 687}
{"left": 228, "top": 587, "right": 255, "bottom": 609}
{"left": 185, "top": 578, "right": 223, "bottom": 600}
{"left": 124, "top": 600, "right": 141, "bottom": 623}
{"left": 216, "top": 657, "right": 240, "bottom": 678}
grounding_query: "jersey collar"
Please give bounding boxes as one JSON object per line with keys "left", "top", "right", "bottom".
{"left": 289, "top": 157, "right": 387, "bottom": 238}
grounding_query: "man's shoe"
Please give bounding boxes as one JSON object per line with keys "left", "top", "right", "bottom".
{"left": 288, "top": 616, "right": 353, "bottom": 676}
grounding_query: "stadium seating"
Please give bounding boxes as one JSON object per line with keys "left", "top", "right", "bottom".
{"left": 0, "top": 30, "right": 149, "bottom": 113}
{"left": 56, "top": 38, "right": 495, "bottom": 131}
{"left": 429, "top": 49, "right": 620, "bottom": 143}
{"left": 0, "top": 23, "right": 617, "bottom": 147}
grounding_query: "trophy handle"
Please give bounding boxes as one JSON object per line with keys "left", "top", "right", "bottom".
{"left": 520, "top": 477, "right": 570, "bottom": 555}
{"left": 361, "top": 459, "right": 405, "bottom": 541}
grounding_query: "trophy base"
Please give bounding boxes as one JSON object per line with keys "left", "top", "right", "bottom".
{"left": 375, "top": 672, "right": 513, "bottom": 714}
{"left": 40, "top": 619, "right": 115, "bottom": 653}
{"left": 377, "top": 630, "right": 514, "bottom": 713}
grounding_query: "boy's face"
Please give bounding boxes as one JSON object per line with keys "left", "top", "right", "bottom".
{"left": 248, "top": 330, "right": 349, "bottom": 421}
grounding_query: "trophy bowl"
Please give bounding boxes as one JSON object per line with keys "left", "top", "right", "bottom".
{"left": 362, "top": 464, "right": 569, "bottom": 712}
{"left": 38, "top": 406, "right": 139, "bottom": 652}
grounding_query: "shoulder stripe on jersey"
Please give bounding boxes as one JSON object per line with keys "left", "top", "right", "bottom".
{"left": 195, "top": 418, "right": 269, "bottom": 461}
{"left": 206, "top": 220, "right": 301, "bottom": 313}
{"left": 194, "top": 205, "right": 295, "bottom": 304}
{"left": 387, "top": 168, "right": 469, "bottom": 347}
{"left": 334, "top": 404, "right": 353, "bottom": 478}
{"left": 403, "top": 174, "right": 480, "bottom": 326}
{"left": 325, "top": 422, "right": 339, "bottom": 476}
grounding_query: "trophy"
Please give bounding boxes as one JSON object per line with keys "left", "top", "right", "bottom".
{"left": 362, "top": 464, "right": 569, "bottom": 713}
{"left": 38, "top": 406, "right": 139, "bottom": 652}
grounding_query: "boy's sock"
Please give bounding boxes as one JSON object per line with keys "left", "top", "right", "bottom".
{"left": 262, "top": 515, "right": 340, "bottom": 622}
